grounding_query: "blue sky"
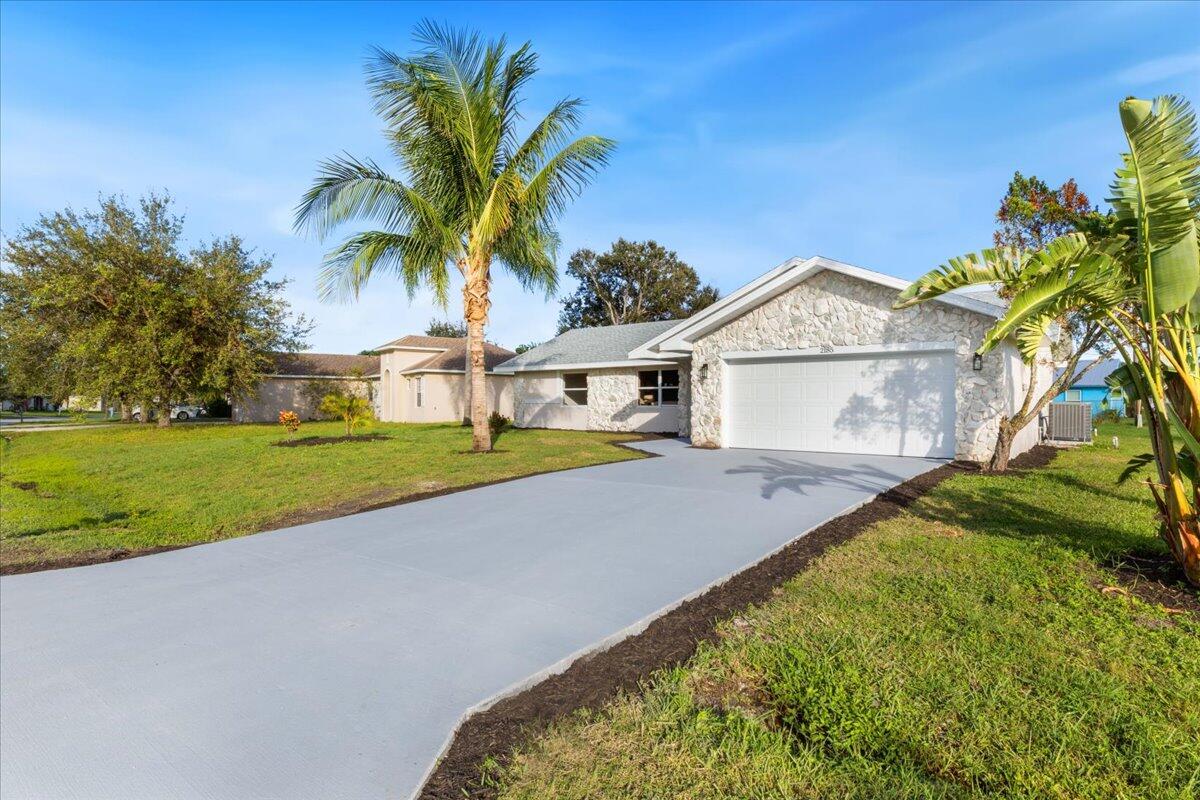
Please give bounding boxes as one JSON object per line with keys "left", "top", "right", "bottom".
{"left": 2, "top": 1, "right": 1197, "bottom": 353}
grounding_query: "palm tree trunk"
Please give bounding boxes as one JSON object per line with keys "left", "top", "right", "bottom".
{"left": 463, "top": 257, "right": 492, "bottom": 453}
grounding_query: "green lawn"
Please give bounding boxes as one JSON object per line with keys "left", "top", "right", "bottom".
{"left": 488, "top": 423, "right": 1200, "bottom": 800}
{"left": 0, "top": 421, "right": 644, "bottom": 573}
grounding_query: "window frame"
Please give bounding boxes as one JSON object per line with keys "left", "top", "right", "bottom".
{"left": 415, "top": 375, "right": 424, "bottom": 408}
{"left": 1064, "top": 389, "right": 1082, "bottom": 402}
{"left": 638, "top": 369, "right": 681, "bottom": 407}
{"left": 562, "top": 372, "right": 588, "bottom": 407}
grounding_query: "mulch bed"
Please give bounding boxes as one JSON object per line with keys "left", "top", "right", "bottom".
{"left": 1103, "top": 552, "right": 1200, "bottom": 616}
{"left": 272, "top": 433, "right": 391, "bottom": 447}
{"left": 417, "top": 445, "right": 1061, "bottom": 800}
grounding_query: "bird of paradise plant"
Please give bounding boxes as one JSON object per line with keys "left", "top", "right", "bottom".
{"left": 899, "top": 95, "right": 1199, "bottom": 585}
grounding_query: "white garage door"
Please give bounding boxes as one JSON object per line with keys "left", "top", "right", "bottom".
{"left": 725, "top": 351, "right": 957, "bottom": 457}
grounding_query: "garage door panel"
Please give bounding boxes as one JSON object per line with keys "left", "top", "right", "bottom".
{"left": 726, "top": 352, "right": 956, "bottom": 458}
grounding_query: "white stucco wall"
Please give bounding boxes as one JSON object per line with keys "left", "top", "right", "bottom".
{"left": 512, "top": 366, "right": 689, "bottom": 434}
{"left": 688, "top": 270, "right": 1016, "bottom": 462}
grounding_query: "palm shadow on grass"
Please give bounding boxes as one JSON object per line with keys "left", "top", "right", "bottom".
{"left": 11, "top": 510, "right": 137, "bottom": 539}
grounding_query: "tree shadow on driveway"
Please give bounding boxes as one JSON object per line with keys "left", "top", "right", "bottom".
{"left": 726, "top": 455, "right": 924, "bottom": 500}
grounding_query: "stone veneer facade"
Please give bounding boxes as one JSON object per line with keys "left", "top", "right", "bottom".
{"left": 585, "top": 365, "right": 691, "bottom": 434}
{"left": 687, "top": 270, "right": 1014, "bottom": 461}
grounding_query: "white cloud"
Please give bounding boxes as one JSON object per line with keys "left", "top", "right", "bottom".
{"left": 1114, "top": 52, "right": 1200, "bottom": 86}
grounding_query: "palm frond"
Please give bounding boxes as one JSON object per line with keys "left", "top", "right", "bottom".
{"left": 1109, "top": 95, "right": 1200, "bottom": 314}
{"left": 318, "top": 230, "right": 451, "bottom": 304}
{"left": 1014, "top": 314, "right": 1056, "bottom": 362}
{"left": 494, "top": 218, "right": 558, "bottom": 295}
{"left": 979, "top": 249, "right": 1131, "bottom": 353}
{"left": 521, "top": 134, "right": 616, "bottom": 221}
{"left": 294, "top": 154, "right": 416, "bottom": 239}
{"left": 893, "top": 247, "right": 1024, "bottom": 310}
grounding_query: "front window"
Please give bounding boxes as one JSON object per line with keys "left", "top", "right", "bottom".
{"left": 415, "top": 376, "right": 424, "bottom": 407}
{"left": 563, "top": 373, "right": 588, "bottom": 406}
{"left": 638, "top": 369, "right": 680, "bottom": 406}
{"left": 1065, "top": 389, "right": 1082, "bottom": 402}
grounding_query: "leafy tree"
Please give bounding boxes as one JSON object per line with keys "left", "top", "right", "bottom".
{"left": 318, "top": 392, "right": 374, "bottom": 437}
{"left": 425, "top": 318, "right": 467, "bottom": 338}
{"left": 1, "top": 194, "right": 310, "bottom": 427}
{"left": 295, "top": 21, "right": 614, "bottom": 452}
{"left": 994, "top": 173, "right": 1098, "bottom": 251}
{"left": 514, "top": 341, "right": 540, "bottom": 354}
{"left": 899, "top": 175, "right": 1112, "bottom": 471}
{"left": 557, "top": 239, "right": 719, "bottom": 332}
{"left": 902, "top": 95, "right": 1200, "bottom": 585}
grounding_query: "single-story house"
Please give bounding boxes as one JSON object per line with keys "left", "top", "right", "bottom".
{"left": 376, "top": 335, "right": 515, "bottom": 423}
{"left": 0, "top": 396, "right": 60, "bottom": 412}
{"left": 496, "top": 256, "right": 1053, "bottom": 463}
{"left": 1053, "top": 359, "right": 1125, "bottom": 415}
{"left": 233, "top": 352, "right": 382, "bottom": 423}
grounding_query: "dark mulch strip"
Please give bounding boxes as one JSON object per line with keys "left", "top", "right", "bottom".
{"left": 1102, "top": 552, "right": 1200, "bottom": 616}
{"left": 272, "top": 433, "right": 392, "bottom": 447}
{"left": 1, "top": 545, "right": 191, "bottom": 576}
{"left": 418, "top": 446, "right": 1062, "bottom": 800}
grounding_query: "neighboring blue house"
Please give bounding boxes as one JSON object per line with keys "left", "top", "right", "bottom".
{"left": 1053, "top": 359, "right": 1125, "bottom": 415}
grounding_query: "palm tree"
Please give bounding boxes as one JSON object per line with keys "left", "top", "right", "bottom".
{"left": 907, "top": 95, "right": 1198, "bottom": 584}
{"left": 295, "top": 22, "right": 615, "bottom": 451}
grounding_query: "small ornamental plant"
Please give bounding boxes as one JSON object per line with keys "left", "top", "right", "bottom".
{"left": 278, "top": 410, "right": 301, "bottom": 437}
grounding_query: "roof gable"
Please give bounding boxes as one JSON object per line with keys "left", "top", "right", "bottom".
{"left": 630, "top": 256, "right": 1006, "bottom": 357}
{"left": 402, "top": 340, "right": 516, "bottom": 373}
{"left": 376, "top": 334, "right": 466, "bottom": 351}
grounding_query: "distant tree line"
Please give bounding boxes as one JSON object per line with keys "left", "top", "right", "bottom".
{"left": 0, "top": 194, "right": 310, "bottom": 426}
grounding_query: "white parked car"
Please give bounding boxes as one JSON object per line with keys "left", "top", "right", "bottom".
{"left": 130, "top": 404, "right": 207, "bottom": 422}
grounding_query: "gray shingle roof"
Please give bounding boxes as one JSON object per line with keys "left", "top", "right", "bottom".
{"left": 1055, "top": 358, "right": 1124, "bottom": 388}
{"left": 495, "top": 320, "right": 682, "bottom": 372}
{"left": 268, "top": 352, "right": 381, "bottom": 377}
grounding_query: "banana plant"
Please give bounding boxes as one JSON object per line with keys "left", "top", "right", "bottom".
{"left": 894, "top": 235, "right": 1110, "bottom": 471}
{"left": 976, "top": 96, "right": 1200, "bottom": 586}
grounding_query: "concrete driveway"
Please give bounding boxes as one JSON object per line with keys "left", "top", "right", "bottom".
{"left": 0, "top": 439, "right": 943, "bottom": 800}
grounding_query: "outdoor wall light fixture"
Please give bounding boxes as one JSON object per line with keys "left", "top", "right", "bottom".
{"left": 972, "top": 353, "right": 984, "bottom": 371}
{"left": 698, "top": 363, "right": 709, "bottom": 381}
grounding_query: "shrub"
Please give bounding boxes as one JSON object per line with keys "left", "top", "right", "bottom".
{"left": 1094, "top": 409, "right": 1121, "bottom": 425}
{"left": 488, "top": 411, "right": 511, "bottom": 439}
{"left": 318, "top": 393, "right": 373, "bottom": 437}
{"left": 278, "top": 410, "right": 301, "bottom": 436}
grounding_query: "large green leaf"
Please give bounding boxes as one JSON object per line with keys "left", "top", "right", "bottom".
{"left": 1167, "top": 404, "right": 1200, "bottom": 465}
{"left": 978, "top": 246, "right": 1128, "bottom": 353}
{"left": 1105, "top": 362, "right": 1143, "bottom": 401}
{"left": 893, "top": 248, "right": 1023, "bottom": 309}
{"left": 1112, "top": 96, "right": 1200, "bottom": 315}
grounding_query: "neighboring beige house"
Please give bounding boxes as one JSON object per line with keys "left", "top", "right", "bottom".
{"left": 233, "top": 352, "right": 381, "bottom": 423}
{"left": 234, "top": 337, "right": 517, "bottom": 425}
{"left": 496, "top": 255, "right": 1053, "bottom": 463}
{"left": 376, "top": 335, "right": 515, "bottom": 423}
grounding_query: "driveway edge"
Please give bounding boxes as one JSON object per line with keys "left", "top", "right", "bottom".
{"left": 413, "top": 446, "right": 1059, "bottom": 799}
